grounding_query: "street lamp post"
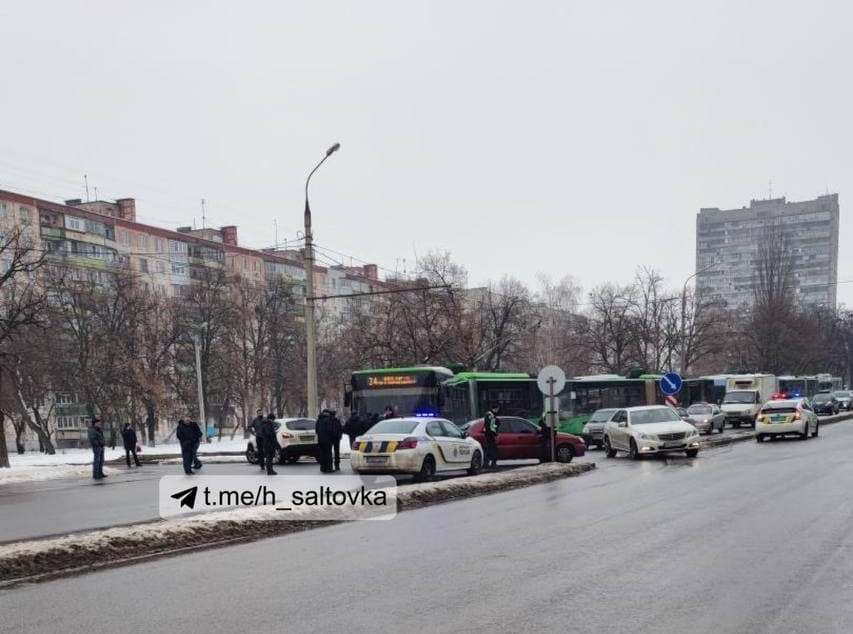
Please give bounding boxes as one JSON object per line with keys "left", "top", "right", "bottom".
{"left": 680, "top": 261, "right": 718, "bottom": 375}
{"left": 191, "top": 322, "right": 208, "bottom": 442}
{"left": 303, "top": 142, "right": 340, "bottom": 418}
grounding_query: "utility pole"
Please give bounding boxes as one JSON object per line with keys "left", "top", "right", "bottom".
{"left": 303, "top": 142, "right": 340, "bottom": 418}
{"left": 191, "top": 323, "right": 208, "bottom": 442}
{"left": 680, "top": 261, "right": 718, "bottom": 375}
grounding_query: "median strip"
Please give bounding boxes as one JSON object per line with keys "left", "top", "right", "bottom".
{"left": 0, "top": 462, "right": 594, "bottom": 586}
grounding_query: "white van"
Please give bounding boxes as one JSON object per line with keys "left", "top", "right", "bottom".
{"left": 721, "top": 374, "right": 777, "bottom": 428}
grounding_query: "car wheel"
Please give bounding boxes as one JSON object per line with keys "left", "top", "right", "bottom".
{"left": 556, "top": 444, "right": 574, "bottom": 463}
{"left": 756, "top": 434, "right": 764, "bottom": 443}
{"left": 733, "top": 421, "right": 740, "bottom": 429}
{"left": 246, "top": 445, "right": 258, "bottom": 464}
{"left": 467, "top": 451, "right": 483, "bottom": 475}
{"left": 414, "top": 455, "right": 436, "bottom": 482}
{"left": 800, "top": 422, "right": 810, "bottom": 440}
{"left": 628, "top": 439, "right": 640, "bottom": 460}
{"left": 604, "top": 437, "right": 617, "bottom": 458}
{"left": 685, "top": 448, "right": 699, "bottom": 458}
{"left": 812, "top": 421, "right": 819, "bottom": 438}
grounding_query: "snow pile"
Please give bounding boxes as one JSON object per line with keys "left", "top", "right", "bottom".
{"left": 0, "top": 464, "right": 118, "bottom": 485}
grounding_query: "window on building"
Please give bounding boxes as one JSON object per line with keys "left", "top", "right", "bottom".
{"left": 172, "top": 262, "right": 188, "bottom": 276}
{"left": 139, "top": 258, "right": 149, "bottom": 273}
{"left": 18, "top": 206, "right": 31, "bottom": 225}
{"left": 156, "top": 260, "right": 166, "bottom": 274}
{"left": 0, "top": 201, "right": 7, "bottom": 216}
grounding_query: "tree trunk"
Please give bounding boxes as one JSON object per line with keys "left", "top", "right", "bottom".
{"left": 145, "top": 402, "right": 156, "bottom": 447}
{"left": 0, "top": 411, "right": 9, "bottom": 468}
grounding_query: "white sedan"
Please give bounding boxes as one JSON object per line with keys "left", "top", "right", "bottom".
{"left": 755, "top": 399, "right": 819, "bottom": 442}
{"left": 603, "top": 405, "right": 701, "bottom": 459}
{"left": 351, "top": 417, "right": 483, "bottom": 481}
{"left": 246, "top": 418, "right": 318, "bottom": 465}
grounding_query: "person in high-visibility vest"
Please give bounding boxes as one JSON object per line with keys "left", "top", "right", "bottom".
{"left": 483, "top": 405, "right": 500, "bottom": 468}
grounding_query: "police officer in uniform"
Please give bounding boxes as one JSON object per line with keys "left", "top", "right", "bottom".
{"left": 483, "top": 404, "right": 500, "bottom": 469}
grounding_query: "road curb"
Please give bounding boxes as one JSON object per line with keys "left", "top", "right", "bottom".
{"left": 0, "top": 462, "right": 594, "bottom": 587}
{"left": 701, "top": 411, "right": 853, "bottom": 448}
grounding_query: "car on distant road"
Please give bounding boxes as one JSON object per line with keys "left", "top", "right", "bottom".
{"left": 755, "top": 399, "right": 818, "bottom": 442}
{"left": 603, "top": 405, "right": 701, "bottom": 459}
{"left": 685, "top": 402, "right": 726, "bottom": 435}
{"left": 812, "top": 392, "right": 839, "bottom": 416}
{"left": 246, "top": 418, "right": 318, "bottom": 465}
{"left": 581, "top": 408, "right": 617, "bottom": 448}
{"left": 464, "top": 416, "right": 586, "bottom": 463}
{"left": 351, "top": 417, "right": 483, "bottom": 481}
{"left": 832, "top": 390, "right": 852, "bottom": 410}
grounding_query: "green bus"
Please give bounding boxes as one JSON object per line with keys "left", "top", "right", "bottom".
{"left": 346, "top": 366, "right": 454, "bottom": 419}
{"left": 440, "top": 371, "right": 541, "bottom": 426}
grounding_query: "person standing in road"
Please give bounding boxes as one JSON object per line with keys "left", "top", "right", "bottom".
{"left": 122, "top": 423, "right": 142, "bottom": 468}
{"left": 343, "top": 412, "right": 362, "bottom": 451}
{"left": 88, "top": 418, "right": 107, "bottom": 480}
{"left": 250, "top": 408, "right": 266, "bottom": 470}
{"left": 329, "top": 410, "right": 343, "bottom": 472}
{"left": 176, "top": 419, "right": 196, "bottom": 475}
{"left": 483, "top": 405, "right": 500, "bottom": 469}
{"left": 188, "top": 416, "right": 203, "bottom": 470}
{"left": 315, "top": 409, "right": 335, "bottom": 473}
{"left": 259, "top": 413, "right": 279, "bottom": 475}
{"left": 539, "top": 415, "right": 551, "bottom": 463}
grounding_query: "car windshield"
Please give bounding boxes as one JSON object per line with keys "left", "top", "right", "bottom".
{"left": 813, "top": 394, "right": 831, "bottom": 403}
{"left": 833, "top": 391, "right": 850, "bottom": 398}
{"left": 630, "top": 408, "right": 682, "bottom": 425}
{"left": 724, "top": 391, "right": 755, "bottom": 404}
{"left": 589, "top": 409, "right": 616, "bottom": 423}
{"left": 285, "top": 419, "right": 315, "bottom": 431}
{"left": 367, "top": 419, "right": 419, "bottom": 434}
{"left": 687, "top": 404, "right": 712, "bottom": 415}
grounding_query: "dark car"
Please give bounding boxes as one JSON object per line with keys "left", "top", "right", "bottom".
{"left": 812, "top": 392, "right": 839, "bottom": 416}
{"left": 462, "top": 416, "right": 586, "bottom": 463}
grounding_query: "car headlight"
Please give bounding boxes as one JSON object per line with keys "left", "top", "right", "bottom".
{"left": 687, "top": 428, "right": 698, "bottom": 437}
{"left": 638, "top": 432, "right": 657, "bottom": 441}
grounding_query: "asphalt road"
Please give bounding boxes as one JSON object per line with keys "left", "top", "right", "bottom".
{"left": 4, "top": 422, "right": 853, "bottom": 633}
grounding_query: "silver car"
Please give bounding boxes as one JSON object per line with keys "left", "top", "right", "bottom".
{"left": 685, "top": 402, "right": 726, "bottom": 435}
{"left": 582, "top": 408, "right": 617, "bottom": 448}
{"left": 832, "top": 390, "right": 852, "bottom": 411}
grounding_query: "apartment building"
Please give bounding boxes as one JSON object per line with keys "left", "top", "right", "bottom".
{"left": 696, "top": 194, "right": 840, "bottom": 308}
{"left": 0, "top": 188, "right": 385, "bottom": 447}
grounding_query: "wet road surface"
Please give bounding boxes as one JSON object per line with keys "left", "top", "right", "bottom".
{"left": 3, "top": 422, "right": 853, "bottom": 633}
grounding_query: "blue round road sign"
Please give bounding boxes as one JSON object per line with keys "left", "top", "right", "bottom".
{"left": 660, "top": 372, "right": 683, "bottom": 396}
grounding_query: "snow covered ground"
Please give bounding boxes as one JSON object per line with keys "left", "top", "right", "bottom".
{"left": 1, "top": 436, "right": 351, "bottom": 483}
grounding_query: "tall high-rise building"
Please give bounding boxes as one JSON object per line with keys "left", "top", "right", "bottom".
{"left": 695, "top": 193, "right": 839, "bottom": 308}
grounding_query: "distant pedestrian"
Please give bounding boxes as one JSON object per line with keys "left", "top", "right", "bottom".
{"left": 483, "top": 405, "right": 500, "bottom": 468}
{"left": 315, "top": 409, "right": 336, "bottom": 473}
{"left": 382, "top": 405, "right": 395, "bottom": 420}
{"left": 259, "top": 413, "right": 279, "bottom": 475}
{"left": 122, "top": 423, "right": 142, "bottom": 468}
{"left": 539, "top": 416, "right": 551, "bottom": 463}
{"left": 328, "top": 410, "right": 343, "bottom": 472}
{"left": 109, "top": 425, "right": 117, "bottom": 450}
{"left": 176, "top": 419, "right": 197, "bottom": 475}
{"left": 88, "top": 418, "right": 107, "bottom": 480}
{"left": 250, "top": 409, "right": 266, "bottom": 470}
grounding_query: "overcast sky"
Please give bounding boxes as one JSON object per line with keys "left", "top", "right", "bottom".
{"left": 1, "top": 1, "right": 851, "bottom": 303}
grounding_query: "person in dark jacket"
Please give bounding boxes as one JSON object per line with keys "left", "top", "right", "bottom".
{"left": 539, "top": 416, "right": 552, "bottom": 462}
{"left": 250, "top": 409, "right": 266, "bottom": 470}
{"left": 315, "top": 410, "right": 337, "bottom": 473}
{"left": 259, "top": 413, "right": 279, "bottom": 475}
{"left": 121, "top": 423, "right": 141, "bottom": 468}
{"left": 87, "top": 418, "right": 107, "bottom": 480}
{"left": 343, "top": 413, "right": 363, "bottom": 450}
{"left": 483, "top": 405, "right": 500, "bottom": 468}
{"left": 189, "top": 417, "right": 204, "bottom": 469}
{"left": 176, "top": 419, "right": 197, "bottom": 475}
{"left": 329, "top": 410, "right": 343, "bottom": 472}
{"left": 382, "top": 405, "right": 395, "bottom": 420}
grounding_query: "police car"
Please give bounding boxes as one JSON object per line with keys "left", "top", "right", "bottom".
{"left": 351, "top": 417, "right": 483, "bottom": 481}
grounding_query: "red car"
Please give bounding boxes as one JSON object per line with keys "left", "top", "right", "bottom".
{"left": 463, "top": 416, "right": 586, "bottom": 463}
